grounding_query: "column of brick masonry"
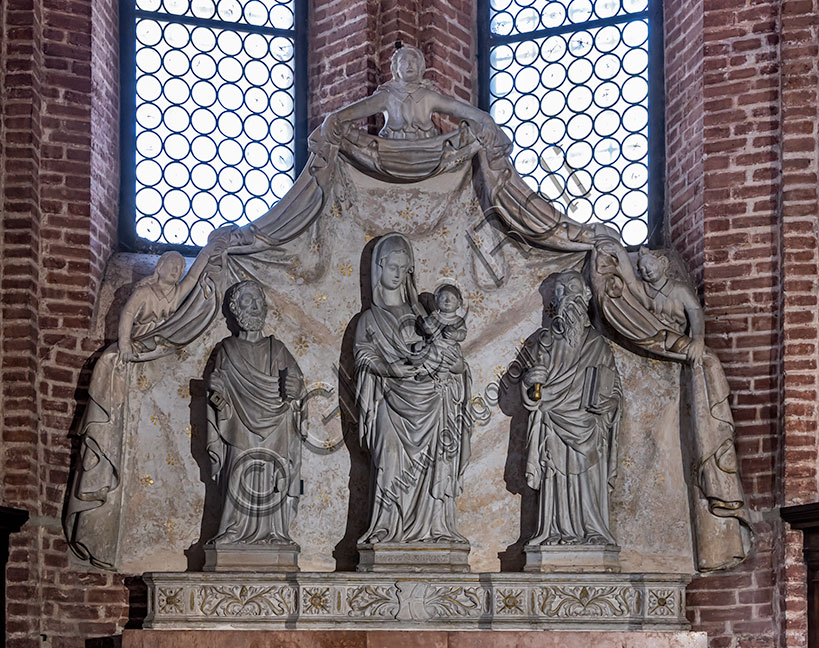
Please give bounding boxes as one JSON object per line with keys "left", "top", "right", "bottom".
{"left": 671, "top": 0, "right": 785, "bottom": 646}
{"left": 779, "top": 1, "right": 819, "bottom": 646}
{"left": 1, "top": 0, "right": 45, "bottom": 643}
{"left": 377, "top": 0, "right": 421, "bottom": 83}
{"left": 308, "top": 0, "right": 380, "bottom": 132}
{"left": 663, "top": 0, "right": 704, "bottom": 291}
{"left": 420, "top": 0, "right": 475, "bottom": 135}
{"left": 1, "top": 0, "right": 126, "bottom": 642}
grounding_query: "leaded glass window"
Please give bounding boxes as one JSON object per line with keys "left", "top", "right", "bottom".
{"left": 478, "top": 0, "right": 663, "bottom": 247}
{"left": 120, "top": 0, "right": 306, "bottom": 251}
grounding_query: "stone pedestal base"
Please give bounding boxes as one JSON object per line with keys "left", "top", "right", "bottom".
{"left": 203, "top": 542, "right": 300, "bottom": 572}
{"left": 124, "top": 630, "right": 707, "bottom": 648}
{"left": 524, "top": 544, "right": 621, "bottom": 573}
{"left": 357, "top": 542, "right": 470, "bottom": 572}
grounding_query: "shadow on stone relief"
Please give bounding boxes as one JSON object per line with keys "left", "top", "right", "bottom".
{"left": 496, "top": 332, "right": 538, "bottom": 572}
{"left": 332, "top": 237, "right": 376, "bottom": 570}
{"left": 185, "top": 369, "right": 218, "bottom": 572}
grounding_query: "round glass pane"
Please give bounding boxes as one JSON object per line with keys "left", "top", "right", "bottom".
{"left": 136, "top": 48, "right": 161, "bottom": 74}
{"left": 164, "top": 133, "right": 191, "bottom": 160}
{"left": 271, "top": 145, "right": 294, "bottom": 171}
{"left": 245, "top": 113, "right": 270, "bottom": 141}
{"left": 244, "top": 86, "right": 268, "bottom": 113}
{"left": 164, "top": 190, "right": 191, "bottom": 217}
{"left": 490, "top": 44, "right": 514, "bottom": 71}
{"left": 164, "top": 161, "right": 190, "bottom": 188}
{"left": 567, "top": 31, "right": 593, "bottom": 57}
{"left": 622, "top": 132, "right": 648, "bottom": 161}
{"left": 244, "top": 141, "right": 269, "bottom": 168}
{"left": 136, "top": 20, "right": 162, "bottom": 47}
{"left": 514, "top": 66, "right": 540, "bottom": 93}
{"left": 192, "top": 191, "right": 218, "bottom": 218}
{"left": 542, "top": 2, "right": 567, "bottom": 27}
{"left": 541, "top": 89, "right": 566, "bottom": 116}
{"left": 567, "top": 58, "right": 593, "bottom": 84}
{"left": 540, "top": 117, "right": 566, "bottom": 144}
{"left": 269, "top": 4, "right": 294, "bottom": 29}
{"left": 622, "top": 162, "right": 648, "bottom": 189}
{"left": 567, "top": 0, "right": 592, "bottom": 23}
{"left": 163, "top": 218, "right": 189, "bottom": 243}
{"left": 541, "top": 63, "right": 567, "bottom": 88}
{"left": 218, "top": 139, "right": 243, "bottom": 165}
{"left": 593, "top": 81, "right": 620, "bottom": 108}
{"left": 623, "top": 104, "right": 648, "bottom": 132}
{"left": 136, "top": 131, "right": 162, "bottom": 158}
{"left": 269, "top": 90, "right": 294, "bottom": 117}
{"left": 566, "top": 141, "right": 593, "bottom": 167}
{"left": 219, "top": 194, "right": 244, "bottom": 221}
{"left": 136, "top": 187, "right": 162, "bottom": 215}
{"left": 568, "top": 196, "right": 593, "bottom": 222}
{"left": 514, "top": 121, "right": 539, "bottom": 148}
{"left": 136, "top": 216, "right": 162, "bottom": 241}
{"left": 514, "top": 93, "right": 539, "bottom": 120}
{"left": 191, "top": 136, "right": 217, "bottom": 162}
{"left": 593, "top": 109, "right": 620, "bottom": 137}
{"left": 191, "top": 163, "right": 218, "bottom": 190}
{"left": 191, "top": 80, "right": 217, "bottom": 107}
{"left": 190, "top": 220, "right": 215, "bottom": 246}
{"left": 490, "top": 11, "right": 513, "bottom": 35}
{"left": 594, "top": 137, "right": 621, "bottom": 164}
{"left": 540, "top": 36, "right": 566, "bottom": 62}
{"left": 567, "top": 113, "right": 593, "bottom": 140}
{"left": 217, "top": 83, "right": 243, "bottom": 110}
{"left": 136, "top": 159, "right": 162, "bottom": 186}
{"left": 622, "top": 190, "right": 648, "bottom": 217}
{"left": 621, "top": 218, "right": 648, "bottom": 246}
{"left": 191, "top": 27, "right": 216, "bottom": 52}
{"left": 136, "top": 103, "right": 162, "bottom": 129}
{"left": 594, "top": 193, "right": 619, "bottom": 220}
{"left": 567, "top": 85, "right": 593, "bottom": 112}
{"left": 593, "top": 166, "right": 620, "bottom": 192}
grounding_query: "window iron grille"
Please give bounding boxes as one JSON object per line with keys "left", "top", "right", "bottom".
{"left": 478, "top": 0, "right": 665, "bottom": 248}
{"left": 120, "top": 0, "right": 307, "bottom": 252}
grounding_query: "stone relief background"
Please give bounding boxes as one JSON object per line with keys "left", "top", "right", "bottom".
{"left": 92, "top": 162, "right": 694, "bottom": 575}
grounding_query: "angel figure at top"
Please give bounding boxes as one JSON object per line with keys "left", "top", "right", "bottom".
{"left": 320, "top": 44, "right": 511, "bottom": 152}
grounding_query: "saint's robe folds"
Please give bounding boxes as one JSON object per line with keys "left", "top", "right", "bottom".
{"left": 206, "top": 336, "right": 304, "bottom": 545}
{"left": 523, "top": 326, "right": 622, "bottom": 546}
{"left": 355, "top": 305, "right": 471, "bottom": 545}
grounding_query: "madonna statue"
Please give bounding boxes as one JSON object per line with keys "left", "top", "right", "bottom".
{"left": 353, "top": 233, "right": 472, "bottom": 569}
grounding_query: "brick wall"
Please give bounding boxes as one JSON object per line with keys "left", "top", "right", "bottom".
{"left": 1, "top": 0, "right": 126, "bottom": 642}
{"left": 663, "top": 0, "right": 819, "bottom": 646}
{"left": 664, "top": 0, "right": 704, "bottom": 290}
{"left": 778, "top": 1, "right": 819, "bottom": 645}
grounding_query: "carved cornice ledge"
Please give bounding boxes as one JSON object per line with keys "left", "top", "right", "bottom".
{"left": 144, "top": 571, "right": 690, "bottom": 631}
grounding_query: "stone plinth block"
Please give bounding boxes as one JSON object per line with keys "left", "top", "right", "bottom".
{"left": 203, "top": 542, "right": 300, "bottom": 572}
{"left": 357, "top": 542, "right": 470, "bottom": 573}
{"left": 143, "top": 571, "right": 690, "bottom": 631}
{"left": 123, "top": 630, "right": 707, "bottom": 647}
{"left": 524, "top": 544, "right": 621, "bottom": 573}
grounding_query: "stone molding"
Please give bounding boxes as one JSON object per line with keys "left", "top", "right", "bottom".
{"left": 144, "top": 571, "right": 690, "bottom": 631}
